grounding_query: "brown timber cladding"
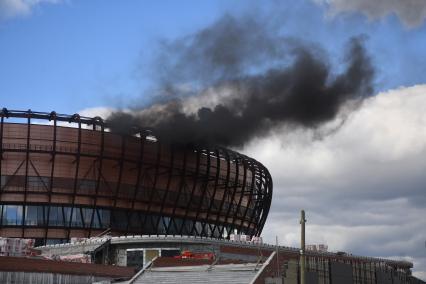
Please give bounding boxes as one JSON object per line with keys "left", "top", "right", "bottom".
{"left": 0, "top": 110, "right": 273, "bottom": 244}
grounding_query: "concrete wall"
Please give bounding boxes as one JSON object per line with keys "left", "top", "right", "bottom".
{"left": 330, "top": 262, "right": 354, "bottom": 284}
{"left": 376, "top": 270, "right": 393, "bottom": 284}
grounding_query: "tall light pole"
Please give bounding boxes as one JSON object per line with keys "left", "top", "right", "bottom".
{"left": 300, "top": 210, "right": 306, "bottom": 284}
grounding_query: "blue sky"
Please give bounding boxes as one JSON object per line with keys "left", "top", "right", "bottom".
{"left": 0, "top": 0, "right": 242, "bottom": 112}
{"left": 1, "top": 0, "right": 425, "bottom": 113}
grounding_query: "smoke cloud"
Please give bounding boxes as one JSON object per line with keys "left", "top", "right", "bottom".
{"left": 108, "top": 15, "right": 374, "bottom": 147}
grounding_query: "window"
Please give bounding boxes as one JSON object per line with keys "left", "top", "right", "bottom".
{"left": 91, "top": 209, "right": 102, "bottom": 229}
{"left": 111, "top": 210, "right": 127, "bottom": 230}
{"left": 48, "top": 206, "right": 65, "bottom": 226}
{"left": 98, "top": 209, "right": 110, "bottom": 228}
{"left": 81, "top": 208, "right": 93, "bottom": 227}
{"left": 128, "top": 212, "right": 141, "bottom": 231}
{"left": 1, "top": 176, "right": 8, "bottom": 187}
{"left": 25, "top": 206, "right": 45, "bottom": 226}
{"left": 27, "top": 176, "right": 49, "bottom": 191}
{"left": 70, "top": 208, "right": 83, "bottom": 227}
{"left": 3, "top": 205, "right": 23, "bottom": 225}
{"left": 78, "top": 179, "right": 96, "bottom": 194}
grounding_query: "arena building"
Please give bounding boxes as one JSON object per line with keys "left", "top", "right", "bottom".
{"left": 1, "top": 109, "right": 425, "bottom": 284}
{"left": 0, "top": 109, "right": 272, "bottom": 246}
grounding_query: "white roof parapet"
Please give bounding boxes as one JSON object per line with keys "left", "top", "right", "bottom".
{"left": 151, "top": 263, "right": 258, "bottom": 272}
{"left": 35, "top": 235, "right": 413, "bottom": 268}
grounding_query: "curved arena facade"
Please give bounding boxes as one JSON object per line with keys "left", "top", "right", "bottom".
{"left": 0, "top": 109, "right": 272, "bottom": 245}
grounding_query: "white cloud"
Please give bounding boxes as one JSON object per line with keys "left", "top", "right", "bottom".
{"left": 78, "top": 106, "right": 117, "bottom": 120}
{"left": 243, "top": 84, "right": 426, "bottom": 279}
{"left": 314, "top": 0, "right": 426, "bottom": 28}
{"left": 0, "top": 0, "right": 63, "bottom": 21}
{"left": 79, "top": 85, "right": 426, "bottom": 279}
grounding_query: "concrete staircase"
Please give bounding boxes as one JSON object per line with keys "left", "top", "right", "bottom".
{"left": 132, "top": 263, "right": 259, "bottom": 284}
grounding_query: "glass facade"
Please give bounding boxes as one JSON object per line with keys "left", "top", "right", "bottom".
{"left": 25, "top": 205, "right": 46, "bottom": 226}
{"left": 1, "top": 205, "right": 23, "bottom": 226}
{"left": 0, "top": 205, "right": 107, "bottom": 229}
{"left": 0, "top": 204, "right": 231, "bottom": 238}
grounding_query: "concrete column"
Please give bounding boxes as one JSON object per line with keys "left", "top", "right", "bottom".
{"left": 300, "top": 210, "right": 306, "bottom": 284}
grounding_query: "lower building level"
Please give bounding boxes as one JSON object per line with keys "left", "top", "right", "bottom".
{"left": 37, "top": 235, "right": 424, "bottom": 284}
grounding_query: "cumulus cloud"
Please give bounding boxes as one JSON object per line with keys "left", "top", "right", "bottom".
{"left": 80, "top": 85, "right": 426, "bottom": 279}
{"left": 242, "top": 84, "right": 426, "bottom": 279}
{"left": 0, "top": 0, "right": 62, "bottom": 21}
{"left": 78, "top": 106, "right": 117, "bottom": 120}
{"left": 60, "top": 106, "right": 119, "bottom": 129}
{"left": 315, "top": 0, "right": 426, "bottom": 28}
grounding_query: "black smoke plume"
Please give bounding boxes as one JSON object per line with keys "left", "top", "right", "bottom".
{"left": 108, "top": 15, "right": 374, "bottom": 147}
